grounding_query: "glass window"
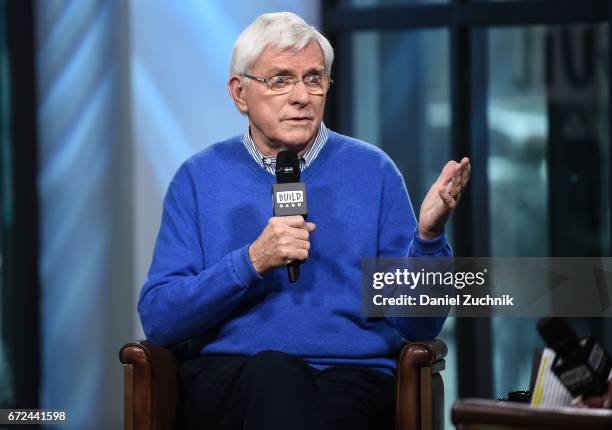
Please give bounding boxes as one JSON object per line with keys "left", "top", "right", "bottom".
{"left": 487, "top": 23, "right": 610, "bottom": 397}
{"left": 351, "top": 29, "right": 451, "bottom": 208}
{"left": 327, "top": 0, "right": 611, "bottom": 415}
{"left": 349, "top": 28, "right": 454, "bottom": 427}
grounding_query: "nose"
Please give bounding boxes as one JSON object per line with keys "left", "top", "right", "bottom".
{"left": 288, "top": 80, "right": 310, "bottom": 105}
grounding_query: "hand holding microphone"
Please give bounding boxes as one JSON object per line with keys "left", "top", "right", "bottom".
{"left": 248, "top": 148, "right": 314, "bottom": 281}
{"left": 248, "top": 215, "right": 315, "bottom": 275}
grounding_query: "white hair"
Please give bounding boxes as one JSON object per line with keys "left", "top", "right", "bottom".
{"left": 230, "top": 12, "right": 334, "bottom": 78}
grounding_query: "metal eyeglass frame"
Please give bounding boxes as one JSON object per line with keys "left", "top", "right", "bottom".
{"left": 242, "top": 73, "right": 333, "bottom": 94}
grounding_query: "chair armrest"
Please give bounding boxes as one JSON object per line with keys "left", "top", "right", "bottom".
{"left": 398, "top": 339, "right": 447, "bottom": 370}
{"left": 396, "top": 339, "right": 447, "bottom": 430}
{"left": 451, "top": 398, "right": 612, "bottom": 430}
{"left": 119, "top": 340, "right": 179, "bottom": 430}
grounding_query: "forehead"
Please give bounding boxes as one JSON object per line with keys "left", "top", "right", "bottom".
{"left": 253, "top": 42, "right": 324, "bottom": 73}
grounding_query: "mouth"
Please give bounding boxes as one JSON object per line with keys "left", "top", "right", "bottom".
{"left": 283, "top": 117, "right": 313, "bottom": 124}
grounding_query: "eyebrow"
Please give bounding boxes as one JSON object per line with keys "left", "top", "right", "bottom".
{"left": 268, "top": 67, "right": 324, "bottom": 76}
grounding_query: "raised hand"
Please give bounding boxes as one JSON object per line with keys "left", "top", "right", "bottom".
{"left": 418, "top": 157, "right": 471, "bottom": 240}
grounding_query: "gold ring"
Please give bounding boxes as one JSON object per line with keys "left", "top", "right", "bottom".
{"left": 450, "top": 186, "right": 462, "bottom": 201}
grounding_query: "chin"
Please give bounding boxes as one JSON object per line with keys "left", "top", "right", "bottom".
{"left": 278, "top": 128, "right": 316, "bottom": 146}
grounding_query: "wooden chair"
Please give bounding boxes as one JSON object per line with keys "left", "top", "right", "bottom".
{"left": 119, "top": 339, "right": 447, "bottom": 430}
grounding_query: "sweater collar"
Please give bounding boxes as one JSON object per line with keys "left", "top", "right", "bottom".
{"left": 242, "top": 122, "right": 328, "bottom": 175}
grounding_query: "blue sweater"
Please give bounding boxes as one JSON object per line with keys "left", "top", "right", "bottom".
{"left": 138, "top": 131, "right": 451, "bottom": 375}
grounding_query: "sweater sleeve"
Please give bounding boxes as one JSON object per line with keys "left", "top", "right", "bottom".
{"left": 138, "top": 163, "right": 262, "bottom": 346}
{"left": 377, "top": 160, "right": 451, "bottom": 341}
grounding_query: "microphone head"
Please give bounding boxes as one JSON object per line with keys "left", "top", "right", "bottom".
{"left": 276, "top": 149, "right": 300, "bottom": 183}
{"left": 537, "top": 317, "right": 579, "bottom": 354}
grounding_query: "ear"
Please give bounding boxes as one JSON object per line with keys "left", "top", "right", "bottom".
{"left": 228, "top": 75, "right": 248, "bottom": 113}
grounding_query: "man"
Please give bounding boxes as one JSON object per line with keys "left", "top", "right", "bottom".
{"left": 138, "top": 11, "right": 470, "bottom": 430}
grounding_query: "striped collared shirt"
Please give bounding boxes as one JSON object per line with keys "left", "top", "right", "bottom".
{"left": 242, "top": 122, "right": 328, "bottom": 175}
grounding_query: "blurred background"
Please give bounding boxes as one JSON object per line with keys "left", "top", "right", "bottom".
{"left": 1, "top": 0, "right": 611, "bottom": 428}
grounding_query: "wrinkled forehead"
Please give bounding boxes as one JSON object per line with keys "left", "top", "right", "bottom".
{"left": 252, "top": 42, "right": 325, "bottom": 74}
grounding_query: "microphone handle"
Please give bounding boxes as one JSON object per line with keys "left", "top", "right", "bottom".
{"left": 287, "top": 214, "right": 306, "bottom": 283}
{"left": 288, "top": 262, "right": 300, "bottom": 283}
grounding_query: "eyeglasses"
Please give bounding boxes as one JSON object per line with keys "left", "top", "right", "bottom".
{"left": 243, "top": 73, "right": 333, "bottom": 95}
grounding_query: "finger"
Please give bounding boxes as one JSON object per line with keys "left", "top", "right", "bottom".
{"left": 442, "top": 161, "right": 466, "bottom": 191}
{"left": 439, "top": 158, "right": 470, "bottom": 180}
{"left": 292, "top": 238, "right": 311, "bottom": 250}
{"left": 286, "top": 247, "right": 309, "bottom": 262}
{"left": 305, "top": 222, "right": 316, "bottom": 232}
{"left": 442, "top": 167, "right": 463, "bottom": 203}
{"left": 441, "top": 175, "right": 457, "bottom": 200}
{"left": 272, "top": 215, "right": 306, "bottom": 228}
{"left": 439, "top": 184, "right": 456, "bottom": 207}
{"left": 437, "top": 160, "right": 458, "bottom": 183}
{"left": 448, "top": 163, "right": 462, "bottom": 193}
{"left": 288, "top": 226, "right": 311, "bottom": 241}
{"left": 441, "top": 173, "right": 453, "bottom": 188}
{"left": 460, "top": 157, "right": 471, "bottom": 186}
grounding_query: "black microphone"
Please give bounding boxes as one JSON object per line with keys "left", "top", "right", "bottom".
{"left": 274, "top": 149, "right": 307, "bottom": 283}
{"left": 537, "top": 317, "right": 612, "bottom": 398}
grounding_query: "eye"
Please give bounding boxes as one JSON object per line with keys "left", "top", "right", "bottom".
{"left": 304, "top": 74, "right": 322, "bottom": 86}
{"left": 270, "top": 75, "right": 293, "bottom": 88}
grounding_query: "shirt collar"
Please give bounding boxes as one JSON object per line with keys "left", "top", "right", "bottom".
{"left": 242, "top": 122, "right": 328, "bottom": 175}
